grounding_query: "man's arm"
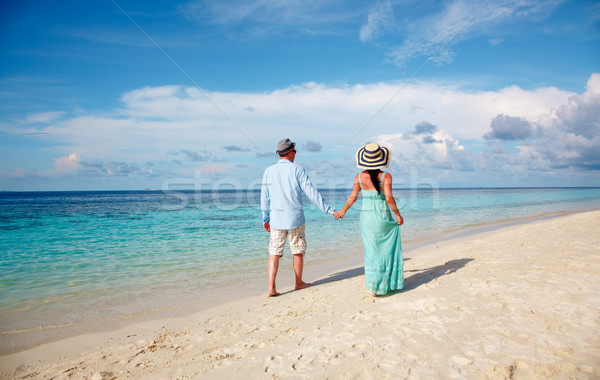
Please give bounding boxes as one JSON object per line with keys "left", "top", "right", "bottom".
{"left": 261, "top": 171, "right": 271, "bottom": 229}
{"left": 297, "top": 167, "right": 333, "bottom": 215}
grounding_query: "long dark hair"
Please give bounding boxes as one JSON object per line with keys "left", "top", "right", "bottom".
{"left": 367, "top": 169, "right": 382, "bottom": 193}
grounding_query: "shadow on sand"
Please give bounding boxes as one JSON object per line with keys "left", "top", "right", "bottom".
{"left": 311, "top": 258, "right": 414, "bottom": 287}
{"left": 311, "top": 266, "right": 365, "bottom": 286}
{"left": 310, "top": 258, "right": 473, "bottom": 297}
{"left": 402, "top": 258, "right": 474, "bottom": 291}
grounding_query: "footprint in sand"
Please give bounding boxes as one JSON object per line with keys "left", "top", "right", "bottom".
{"left": 264, "top": 354, "right": 283, "bottom": 373}
{"left": 449, "top": 355, "right": 473, "bottom": 367}
{"left": 290, "top": 353, "right": 317, "bottom": 372}
{"left": 248, "top": 341, "right": 266, "bottom": 349}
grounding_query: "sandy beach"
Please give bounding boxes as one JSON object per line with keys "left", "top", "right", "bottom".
{"left": 1, "top": 210, "right": 599, "bottom": 379}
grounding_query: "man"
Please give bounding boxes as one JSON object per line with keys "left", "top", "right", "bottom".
{"left": 261, "top": 138, "right": 339, "bottom": 297}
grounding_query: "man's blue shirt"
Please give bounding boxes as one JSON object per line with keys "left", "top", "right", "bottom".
{"left": 261, "top": 159, "right": 333, "bottom": 230}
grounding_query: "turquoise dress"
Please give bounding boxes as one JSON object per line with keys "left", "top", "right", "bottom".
{"left": 359, "top": 173, "right": 404, "bottom": 295}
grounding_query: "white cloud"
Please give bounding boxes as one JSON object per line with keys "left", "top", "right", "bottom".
{"left": 375, "top": 125, "right": 473, "bottom": 172}
{"left": 22, "top": 111, "right": 64, "bottom": 124}
{"left": 5, "top": 80, "right": 572, "bottom": 155}
{"left": 532, "top": 73, "right": 600, "bottom": 170}
{"left": 182, "top": 0, "right": 363, "bottom": 36}
{"left": 2, "top": 74, "right": 598, "bottom": 186}
{"left": 305, "top": 140, "right": 322, "bottom": 152}
{"left": 367, "top": 73, "right": 600, "bottom": 179}
{"left": 78, "top": 160, "right": 159, "bottom": 178}
{"left": 553, "top": 74, "right": 600, "bottom": 139}
{"left": 179, "top": 149, "right": 215, "bottom": 162}
{"left": 359, "top": 0, "right": 393, "bottom": 43}
{"left": 488, "top": 38, "right": 503, "bottom": 46}
{"left": 484, "top": 114, "right": 533, "bottom": 140}
{"left": 108, "top": 80, "right": 570, "bottom": 148}
{"left": 223, "top": 145, "right": 251, "bottom": 152}
{"left": 54, "top": 153, "right": 79, "bottom": 174}
{"left": 383, "top": 0, "right": 564, "bottom": 66}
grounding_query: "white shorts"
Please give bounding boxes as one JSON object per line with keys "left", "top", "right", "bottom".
{"left": 268, "top": 224, "right": 307, "bottom": 256}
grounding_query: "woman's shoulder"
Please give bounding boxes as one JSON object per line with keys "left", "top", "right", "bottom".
{"left": 380, "top": 171, "right": 392, "bottom": 184}
{"left": 354, "top": 172, "right": 363, "bottom": 185}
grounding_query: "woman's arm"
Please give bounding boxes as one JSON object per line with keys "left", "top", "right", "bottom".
{"left": 382, "top": 173, "right": 404, "bottom": 225}
{"left": 338, "top": 174, "right": 361, "bottom": 219}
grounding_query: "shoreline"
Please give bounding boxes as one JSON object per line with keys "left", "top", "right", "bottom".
{"left": 1, "top": 210, "right": 599, "bottom": 378}
{"left": 1, "top": 207, "right": 598, "bottom": 356}
{"left": 401, "top": 207, "right": 597, "bottom": 251}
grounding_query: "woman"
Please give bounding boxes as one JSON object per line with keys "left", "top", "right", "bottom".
{"left": 338, "top": 143, "right": 404, "bottom": 296}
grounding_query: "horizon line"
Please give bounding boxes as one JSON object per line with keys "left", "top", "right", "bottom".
{"left": 2, "top": 186, "right": 600, "bottom": 193}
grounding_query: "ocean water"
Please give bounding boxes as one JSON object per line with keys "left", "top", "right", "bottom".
{"left": 1, "top": 188, "right": 599, "bottom": 347}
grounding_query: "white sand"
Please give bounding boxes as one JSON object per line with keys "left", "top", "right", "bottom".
{"left": 1, "top": 211, "right": 599, "bottom": 379}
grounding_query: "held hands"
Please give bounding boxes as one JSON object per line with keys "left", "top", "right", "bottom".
{"left": 332, "top": 210, "right": 345, "bottom": 220}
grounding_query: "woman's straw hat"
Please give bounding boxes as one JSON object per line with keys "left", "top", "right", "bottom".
{"left": 356, "top": 143, "right": 390, "bottom": 169}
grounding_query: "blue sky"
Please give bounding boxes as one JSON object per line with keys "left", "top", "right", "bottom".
{"left": 1, "top": 0, "right": 599, "bottom": 190}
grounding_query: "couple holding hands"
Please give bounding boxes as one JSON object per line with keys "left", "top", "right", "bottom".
{"left": 261, "top": 138, "right": 404, "bottom": 297}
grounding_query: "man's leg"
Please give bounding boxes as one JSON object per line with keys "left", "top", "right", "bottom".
{"left": 289, "top": 224, "right": 311, "bottom": 291}
{"left": 268, "top": 229, "right": 286, "bottom": 297}
{"left": 293, "top": 254, "right": 311, "bottom": 290}
{"left": 268, "top": 255, "right": 280, "bottom": 296}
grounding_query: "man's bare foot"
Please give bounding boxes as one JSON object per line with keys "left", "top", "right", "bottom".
{"left": 295, "top": 282, "right": 311, "bottom": 290}
{"left": 268, "top": 291, "right": 280, "bottom": 297}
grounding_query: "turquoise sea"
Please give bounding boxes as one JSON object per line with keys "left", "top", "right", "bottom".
{"left": 1, "top": 188, "right": 600, "bottom": 351}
